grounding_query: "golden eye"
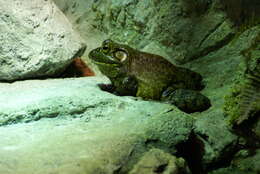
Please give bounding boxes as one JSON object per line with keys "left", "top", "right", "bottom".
{"left": 114, "top": 50, "right": 127, "bottom": 62}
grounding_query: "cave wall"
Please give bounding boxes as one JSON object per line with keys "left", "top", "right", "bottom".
{"left": 52, "top": 0, "right": 259, "bottom": 67}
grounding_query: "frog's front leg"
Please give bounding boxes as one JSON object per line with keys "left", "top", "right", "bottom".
{"left": 161, "top": 87, "right": 211, "bottom": 113}
{"left": 98, "top": 76, "right": 138, "bottom": 96}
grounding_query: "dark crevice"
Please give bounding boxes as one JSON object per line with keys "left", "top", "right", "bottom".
{"left": 219, "top": 0, "right": 260, "bottom": 26}
{"left": 153, "top": 164, "right": 168, "bottom": 173}
{"left": 232, "top": 111, "right": 260, "bottom": 148}
{"left": 175, "top": 132, "right": 206, "bottom": 174}
{"left": 199, "top": 134, "right": 209, "bottom": 142}
{"left": 206, "top": 142, "right": 241, "bottom": 172}
{"left": 175, "top": 131, "right": 243, "bottom": 174}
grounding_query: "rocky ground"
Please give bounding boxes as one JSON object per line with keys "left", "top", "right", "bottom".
{"left": 0, "top": 77, "right": 194, "bottom": 174}
{"left": 0, "top": 0, "right": 259, "bottom": 174}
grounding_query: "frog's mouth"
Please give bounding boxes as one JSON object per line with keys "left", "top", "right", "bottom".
{"left": 89, "top": 48, "right": 121, "bottom": 66}
{"left": 92, "top": 60, "right": 120, "bottom": 67}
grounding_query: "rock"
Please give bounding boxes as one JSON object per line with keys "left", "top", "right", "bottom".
{"left": 198, "top": 20, "right": 235, "bottom": 55}
{"left": 129, "top": 148, "right": 191, "bottom": 174}
{"left": 193, "top": 112, "right": 239, "bottom": 169}
{"left": 231, "top": 149, "right": 260, "bottom": 173}
{"left": 209, "top": 149, "right": 260, "bottom": 174}
{"left": 0, "top": 0, "right": 85, "bottom": 81}
{"left": 183, "top": 25, "right": 260, "bottom": 171}
{"left": 52, "top": 0, "right": 236, "bottom": 65}
{"left": 0, "top": 77, "right": 194, "bottom": 173}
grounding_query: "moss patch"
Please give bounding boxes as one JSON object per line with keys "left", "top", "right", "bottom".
{"left": 223, "top": 69, "right": 246, "bottom": 125}
{"left": 223, "top": 30, "right": 260, "bottom": 125}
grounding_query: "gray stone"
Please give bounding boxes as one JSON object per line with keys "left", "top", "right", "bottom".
{"left": 0, "top": 0, "right": 85, "bottom": 81}
{"left": 129, "top": 148, "right": 191, "bottom": 174}
{"left": 0, "top": 77, "right": 194, "bottom": 173}
{"left": 194, "top": 113, "right": 238, "bottom": 167}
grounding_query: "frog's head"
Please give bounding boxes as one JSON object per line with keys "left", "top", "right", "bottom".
{"left": 89, "top": 39, "right": 132, "bottom": 78}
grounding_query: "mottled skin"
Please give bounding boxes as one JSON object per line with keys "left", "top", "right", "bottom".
{"left": 89, "top": 40, "right": 210, "bottom": 112}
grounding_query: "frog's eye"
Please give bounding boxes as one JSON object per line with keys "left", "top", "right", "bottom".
{"left": 102, "top": 46, "right": 110, "bottom": 53}
{"left": 114, "top": 50, "right": 127, "bottom": 62}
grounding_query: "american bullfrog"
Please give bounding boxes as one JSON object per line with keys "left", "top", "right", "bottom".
{"left": 89, "top": 39, "right": 211, "bottom": 113}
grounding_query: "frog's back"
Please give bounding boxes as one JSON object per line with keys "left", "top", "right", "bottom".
{"left": 128, "top": 51, "right": 203, "bottom": 90}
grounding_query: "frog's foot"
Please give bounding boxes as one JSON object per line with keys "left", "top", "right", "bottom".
{"left": 162, "top": 88, "right": 211, "bottom": 113}
{"left": 97, "top": 83, "right": 116, "bottom": 94}
{"left": 97, "top": 83, "right": 134, "bottom": 96}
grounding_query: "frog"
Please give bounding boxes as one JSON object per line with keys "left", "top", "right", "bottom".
{"left": 89, "top": 39, "right": 211, "bottom": 113}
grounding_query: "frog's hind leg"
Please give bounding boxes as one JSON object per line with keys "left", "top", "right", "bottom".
{"left": 161, "top": 88, "right": 211, "bottom": 113}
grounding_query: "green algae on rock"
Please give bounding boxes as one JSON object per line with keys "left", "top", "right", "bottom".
{"left": 223, "top": 31, "right": 260, "bottom": 125}
{"left": 89, "top": 39, "right": 211, "bottom": 113}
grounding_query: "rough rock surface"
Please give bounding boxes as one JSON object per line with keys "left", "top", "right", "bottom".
{"left": 183, "top": 24, "right": 260, "bottom": 171}
{"left": 0, "top": 0, "right": 85, "bottom": 81}
{"left": 53, "top": 0, "right": 236, "bottom": 66}
{"left": 209, "top": 149, "right": 260, "bottom": 174}
{"left": 193, "top": 113, "right": 238, "bottom": 168}
{"left": 129, "top": 148, "right": 191, "bottom": 174}
{"left": 0, "top": 77, "right": 194, "bottom": 174}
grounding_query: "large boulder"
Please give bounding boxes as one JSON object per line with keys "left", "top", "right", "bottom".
{"left": 0, "top": 77, "right": 194, "bottom": 173}
{"left": 0, "top": 0, "right": 85, "bottom": 81}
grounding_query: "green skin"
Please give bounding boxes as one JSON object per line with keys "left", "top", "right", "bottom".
{"left": 89, "top": 39, "right": 203, "bottom": 100}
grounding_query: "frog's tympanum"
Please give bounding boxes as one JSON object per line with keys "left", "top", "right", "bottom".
{"left": 89, "top": 39, "right": 211, "bottom": 113}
